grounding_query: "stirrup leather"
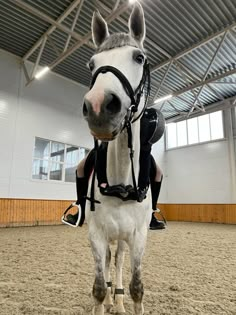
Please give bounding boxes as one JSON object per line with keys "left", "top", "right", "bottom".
{"left": 61, "top": 202, "right": 82, "bottom": 227}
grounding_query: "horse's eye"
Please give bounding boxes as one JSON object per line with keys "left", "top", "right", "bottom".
{"left": 88, "top": 60, "right": 95, "bottom": 71}
{"left": 135, "top": 54, "right": 145, "bottom": 64}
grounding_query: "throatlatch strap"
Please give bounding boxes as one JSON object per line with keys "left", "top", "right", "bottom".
{"left": 126, "top": 121, "right": 138, "bottom": 200}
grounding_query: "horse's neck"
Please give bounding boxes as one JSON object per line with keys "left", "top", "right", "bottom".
{"left": 107, "top": 119, "right": 140, "bottom": 187}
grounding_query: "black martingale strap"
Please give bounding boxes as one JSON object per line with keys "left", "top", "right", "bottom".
{"left": 126, "top": 121, "right": 138, "bottom": 200}
{"left": 87, "top": 138, "right": 101, "bottom": 211}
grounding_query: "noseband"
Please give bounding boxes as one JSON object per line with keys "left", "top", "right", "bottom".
{"left": 90, "top": 60, "right": 151, "bottom": 123}
{"left": 88, "top": 58, "right": 151, "bottom": 212}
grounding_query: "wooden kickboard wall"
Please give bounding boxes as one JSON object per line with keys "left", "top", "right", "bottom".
{"left": 0, "top": 199, "right": 235, "bottom": 227}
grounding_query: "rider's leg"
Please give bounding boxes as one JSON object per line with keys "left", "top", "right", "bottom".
{"left": 138, "top": 148, "right": 151, "bottom": 202}
{"left": 65, "top": 144, "right": 109, "bottom": 226}
{"left": 149, "top": 156, "right": 165, "bottom": 230}
{"left": 64, "top": 150, "right": 95, "bottom": 225}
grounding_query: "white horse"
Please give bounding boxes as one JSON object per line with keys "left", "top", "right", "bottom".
{"left": 83, "top": 3, "right": 152, "bottom": 314}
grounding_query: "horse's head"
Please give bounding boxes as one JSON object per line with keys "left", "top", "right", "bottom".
{"left": 83, "top": 2, "right": 148, "bottom": 141}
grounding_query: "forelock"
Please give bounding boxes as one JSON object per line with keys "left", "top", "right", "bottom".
{"left": 96, "top": 33, "right": 144, "bottom": 53}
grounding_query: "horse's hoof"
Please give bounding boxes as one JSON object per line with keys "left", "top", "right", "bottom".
{"left": 104, "top": 304, "right": 113, "bottom": 313}
{"left": 114, "top": 306, "right": 126, "bottom": 314}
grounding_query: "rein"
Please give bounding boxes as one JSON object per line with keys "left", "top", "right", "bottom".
{"left": 88, "top": 59, "right": 151, "bottom": 211}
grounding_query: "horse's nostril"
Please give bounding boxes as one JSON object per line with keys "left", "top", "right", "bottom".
{"left": 106, "top": 94, "right": 121, "bottom": 114}
{"left": 83, "top": 102, "right": 88, "bottom": 116}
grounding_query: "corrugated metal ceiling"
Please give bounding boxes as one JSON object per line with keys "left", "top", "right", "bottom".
{"left": 0, "top": 0, "right": 236, "bottom": 121}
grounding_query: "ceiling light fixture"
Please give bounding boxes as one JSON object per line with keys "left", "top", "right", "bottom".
{"left": 35, "top": 66, "right": 50, "bottom": 79}
{"left": 154, "top": 94, "right": 173, "bottom": 104}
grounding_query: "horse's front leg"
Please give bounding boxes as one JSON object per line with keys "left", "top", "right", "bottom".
{"left": 103, "top": 245, "right": 113, "bottom": 312}
{"left": 90, "top": 235, "right": 108, "bottom": 315}
{"left": 128, "top": 230, "right": 147, "bottom": 315}
{"left": 114, "top": 240, "right": 126, "bottom": 314}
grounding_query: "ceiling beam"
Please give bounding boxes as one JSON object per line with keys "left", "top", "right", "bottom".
{"left": 186, "top": 30, "right": 229, "bottom": 116}
{"left": 23, "top": 2, "right": 130, "bottom": 85}
{"left": 173, "top": 68, "right": 236, "bottom": 98}
{"left": 167, "top": 96, "right": 236, "bottom": 123}
{"left": 11, "top": 0, "right": 95, "bottom": 54}
{"left": 15, "top": 0, "right": 92, "bottom": 61}
{"left": 48, "top": 2, "right": 129, "bottom": 70}
{"left": 63, "top": 0, "right": 85, "bottom": 53}
{"left": 151, "top": 21, "right": 236, "bottom": 74}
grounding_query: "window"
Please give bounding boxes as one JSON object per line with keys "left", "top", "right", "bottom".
{"left": 167, "top": 123, "right": 177, "bottom": 149}
{"left": 177, "top": 120, "right": 187, "bottom": 146}
{"left": 32, "top": 137, "right": 89, "bottom": 182}
{"left": 187, "top": 117, "right": 198, "bottom": 145}
{"left": 198, "top": 115, "right": 210, "bottom": 142}
{"left": 166, "top": 110, "right": 224, "bottom": 149}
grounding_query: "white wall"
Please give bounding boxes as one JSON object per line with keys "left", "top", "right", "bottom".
{"left": 164, "top": 140, "right": 232, "bottom": 203}
{"left": 155, "top": 107, "right": 236, "bottom": 204}
{"left": 1, "top": 49, "right": 235, "bottom": 203}
{"left": 0, "top": 49, "right": 92, "bottom": 200}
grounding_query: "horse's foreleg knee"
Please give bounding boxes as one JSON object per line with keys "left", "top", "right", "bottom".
{"left": 129, "top": 266, "right": 144, "bottom": 302}
{"left": 90, "top": 238, "right": 107, "bottom": 315}
{"left": 129, "top": 266, "right": 144, "bottom": 315}
{"left": 92, "top": 265, "right": 107, "bottom": 315}
{"left": 129, "top": 232, "right": 147, "bottom": 315}
{"left": 93, "top": 270, "right": 107, "bottom": 303}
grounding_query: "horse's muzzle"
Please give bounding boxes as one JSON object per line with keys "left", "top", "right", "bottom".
{"left": 83, "top": 92, "right": 121, "bottom": 118}
{"left": 83, "top": 91, "right": 124, "bottom": 141}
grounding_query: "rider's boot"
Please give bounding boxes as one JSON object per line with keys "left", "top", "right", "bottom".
{"left": 64, "top": 175, "right": 88, "bottom": 226}
{"left": 149, "top": 177, "right": 166, "bottom": 230}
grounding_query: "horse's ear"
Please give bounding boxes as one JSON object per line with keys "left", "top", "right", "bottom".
{"left": 92, "top": 11, "right": 109, "bottom": 48}
{"left": 128, "top": 2, "right": 146, "bottom": 44}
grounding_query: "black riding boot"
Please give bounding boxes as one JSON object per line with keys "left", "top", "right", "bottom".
{"left": 65, "top": 176, "right": 88, "bottom": 226}
{"left": 149, "top": 212, "right": 165, "bottom": 230}
{"left": 151, "top": 178, "right": 162, "bottom": 211}
{"left": 149, "top": 177, "right": 165, "bottom": 230}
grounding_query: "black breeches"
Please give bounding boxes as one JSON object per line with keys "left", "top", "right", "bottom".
{"left": 138, "top": 150, "right": 156, "bottom": 189}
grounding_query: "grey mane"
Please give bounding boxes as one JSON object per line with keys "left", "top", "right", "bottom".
{"left": 97, "top": 33, "right": 144, "bottom": 53}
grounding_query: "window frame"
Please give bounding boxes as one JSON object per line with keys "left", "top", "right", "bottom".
{"left": 32, "top": 137, "right": 90, "bottom": 183}
{"left": 165, "top": 110, "right": 225, "bottom": 151}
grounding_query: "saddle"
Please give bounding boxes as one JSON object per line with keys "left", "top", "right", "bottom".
{"left": 140, "top": 108, "right": 165, "bottom": 150}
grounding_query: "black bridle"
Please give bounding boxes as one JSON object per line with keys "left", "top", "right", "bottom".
{"left": 89, "top": 58, "right": 151, "bottom": 211}
{"left": 90, "top": 60, "right": 151, "bottom": 123}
